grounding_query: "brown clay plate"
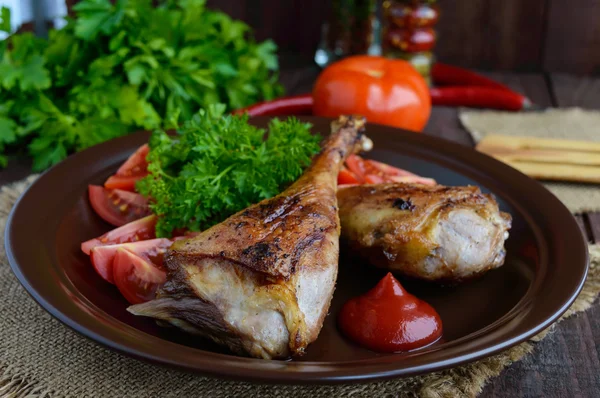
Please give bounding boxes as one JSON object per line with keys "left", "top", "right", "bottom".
{"left": 6, "top": 116, "right": 588, "bottom": 383}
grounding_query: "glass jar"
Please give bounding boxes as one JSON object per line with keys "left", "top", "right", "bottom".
{"left": 381, "top": 0, "right": 440, "bottom": 84}
{"left": 315, "top": 0, "right": 379, "bottom": 67}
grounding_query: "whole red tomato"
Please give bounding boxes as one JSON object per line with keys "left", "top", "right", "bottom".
{"left": 312, "top": 56, "right": 431, "bottom": 132}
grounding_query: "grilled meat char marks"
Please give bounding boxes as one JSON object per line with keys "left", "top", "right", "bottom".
{"left": 129, "top": 115, "right": 369, "bottom": 359}
{"left": 181, "top": 188, "right": 336, "bottom": 280}
{"left": 392, "top": 198, "right": 415, "bottom": 211}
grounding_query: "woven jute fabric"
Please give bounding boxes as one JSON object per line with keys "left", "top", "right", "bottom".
{"left": 460, "top": 107, "right": 600, "bottom": 214}
{"left": 1, "top": 177, "right": 599, "bottom": 398}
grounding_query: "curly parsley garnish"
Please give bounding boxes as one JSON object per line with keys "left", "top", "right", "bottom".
{"left": 137, "top": 104, "right": 321, "bottom": 237}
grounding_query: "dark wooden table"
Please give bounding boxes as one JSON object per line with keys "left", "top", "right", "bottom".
{"left": 1, "top": 65, "right": 599, "bottom": 397}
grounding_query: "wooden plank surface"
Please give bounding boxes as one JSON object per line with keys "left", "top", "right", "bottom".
{"left": 204, "top": 0, "right": 247, "bottom": 20}
{"left": 551, "top": 73, "right": 600, "bottom": 108}
{"left": 575, "top": 215, "right": 589, "bottom": 241}
{"left": 208, "top": 0, "right": 549, "bottom": 71}
{"left": 433, "top": 0, "right": 488, "bottom": 69}
{"left": 483, "top": 0, "right": 548, "bottom": 71}
{"left": 206, "top": 0, "right": 328, "bottom": 63}
{"left": 485, "top": 307, "right": 600, "bottom": 397}
{"left": 425, "top": 107, "right": 475, "bottom": 146}
{"left": 217, "top": 0, "right": 600, "bottom": 73}
{"left": 435, "top": 0, "right": 548, "bottom": 71}
{"left": 0, "top": 157, "right": 31, "bottom": 187}
{"left": 59, "top": 0, "right": 600, "bottom": 73}
{"left": 544, "top": 0, "right": 600, "bottom": 74}
{"left": 277, "top": 61, "right": 320, "bottom": 95}
{"left": 587, "top": 213, "right": 600, "bottom": 244}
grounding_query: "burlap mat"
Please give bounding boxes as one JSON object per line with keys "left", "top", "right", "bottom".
{"left": 460, "top": 107, "right": 600, "bottom": 214}
{"left": 1, "top": 177, "right": 599, "bottom": 398}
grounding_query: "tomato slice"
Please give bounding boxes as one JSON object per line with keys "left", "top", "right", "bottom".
{"left": 338, "top": 166, "right": 361, "bottom": 185}
{"left": 388, "top": 175, "right": 437, "bottom": 186}
{"left": 364, "top": 159, "right": 419, "bottom": 178}
{"left": 81, "top": 215, "right": 157, "bottom": 255}
{"left": 116, "top": 144, "right": 149, "bottom": 175}
{"left": 365, "top": 174, "right": 385, "bottom": 184}
{"left": 104, "top": 144, "right": 149, "bottom": 192}
{"left": 90, "top": 238, "right": 171, "bottom": 284}
{"left": 345, "top": 155, "right": 367, "bottom": 183}
{"left": 113, "top": 249, "right": 166, "bottom": 304}
{"left": 88, "top": 185, "right": 150, "bottom": 227}
{"left": 104, "top": 175, "right": 145, "bottom": 192}
{"left": 343, "top": 156, "right": 437, "bottom": 186}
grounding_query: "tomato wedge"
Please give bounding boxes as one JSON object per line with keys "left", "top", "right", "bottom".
{"left": 345, "top": 155, "right": 367, "bottom": 183}
{"left": 364, "top": 174, "right": 385, "bottom": 184}
{"left": 363, "top": 159, "right": 420, "bottom": 177}
{"left": 90, "top": 238, "right": 171, "bottom": 284}
{"left": 104, "top": 144, "right": 149, "bottom": 192}
{"left": 387, "top": 175, "right": 437, "bottom": 186}
{"left": 338, "top": 166, "right": 361, "bottom": 185}
{"left": 113, "top": 249, "right": 166, "bottom": 304}
{"left": 343, "top": 155, "right": 437, "bottom": 186}
{"left": 115, "top": 144, "right": 150, "bottom": 176}
{"left": 89, "top": 185, "right": 150, "bottom": 227}
{"left": 81, "top": 215, "right": 157, "bottom": 255}
{"left": 104, "top": 175, "right": 143, "bottom": 192}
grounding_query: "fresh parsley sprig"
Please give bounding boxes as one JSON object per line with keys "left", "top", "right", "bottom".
{"left": 137, "top": 104, "right": 321, "bottom": 237}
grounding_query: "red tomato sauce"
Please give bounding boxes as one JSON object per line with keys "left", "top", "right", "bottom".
{"left": 338, "top": 272, "right": 442, "bottom": 352}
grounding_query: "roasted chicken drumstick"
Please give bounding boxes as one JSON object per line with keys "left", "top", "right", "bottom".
{"left": 129, "top": 116, "right": 370, "bottom": 359}
{"left": 337, "top": 183, "right": 511, "bottom": 282}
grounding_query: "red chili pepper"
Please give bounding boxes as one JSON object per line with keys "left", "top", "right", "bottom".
{"left": 232, "top": 94, "right": 314, "bottom": 117}
{"left": 430, "top": 86, "right": 532, "bottom": 111}
{"left": 432, "top": 63, "right": 514, "bottom": 92}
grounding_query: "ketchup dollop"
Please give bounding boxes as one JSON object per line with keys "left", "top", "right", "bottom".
{"left": 338, "top": 272, "right": 443, "bottom": 352}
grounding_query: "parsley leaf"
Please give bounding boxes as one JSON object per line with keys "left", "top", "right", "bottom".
{"left": 73, "top": 0, "right": 127, "bottom": 41}
{"left": 137, "top": 105, "right": 321, "bottom": 237}
{"left": 0, "top": 7, "right": 10, "bottom": 34}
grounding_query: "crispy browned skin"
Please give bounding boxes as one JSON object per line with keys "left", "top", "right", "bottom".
{"left": 337, "top": 183, "right": 512, "bottom": 282}
{"left": 128, "top": 116, "right": 369, "bottom": 359}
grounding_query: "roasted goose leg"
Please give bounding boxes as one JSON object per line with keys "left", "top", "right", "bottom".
{"left": 337, "top": 183, "right": 511, "bottom": 283}
{"left": 129, "top": 116, "right": 369, "bottom": 359}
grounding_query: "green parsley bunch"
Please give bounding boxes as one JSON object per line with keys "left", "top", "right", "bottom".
{"left": 0, "top": 0, "right": 282, "bottom": 170}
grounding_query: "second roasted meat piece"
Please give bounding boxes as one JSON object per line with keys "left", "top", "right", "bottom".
{"left": 129, "top": 116, "right": 370, "bottom": 359}
{"left": 337, "top": 183, "right": 511, "bottom": 282}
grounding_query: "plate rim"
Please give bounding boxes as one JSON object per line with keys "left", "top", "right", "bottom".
{"left": 5, "top": 116, "right": 589, "bottom": 384}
